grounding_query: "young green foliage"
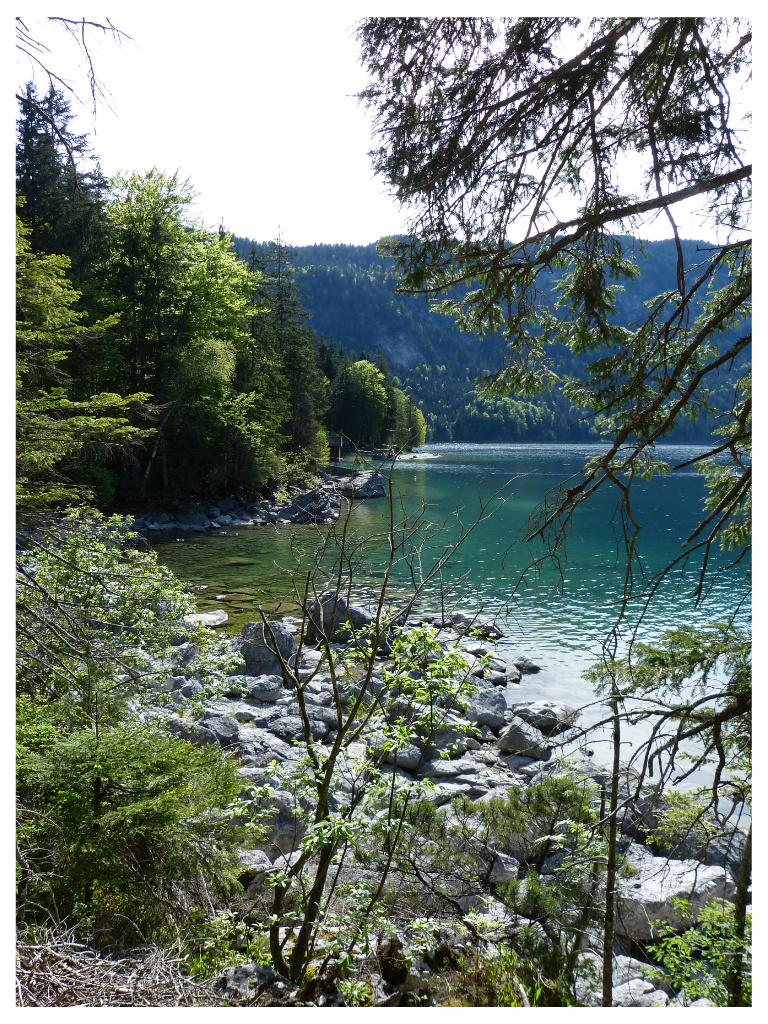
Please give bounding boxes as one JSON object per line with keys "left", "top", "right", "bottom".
{"left": 16, "top": 213, "right": 147, "bottom": 517}
{"left": 646, "top": 897, "right": 751, "bottom": 1006}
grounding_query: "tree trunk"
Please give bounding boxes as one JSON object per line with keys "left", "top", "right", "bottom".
{"left": 725, "top": 821, "right": 752, "bottom": 1006}
{"left": 141, "top": 404, "right": 176, "bottom": 496}
{"left": 601, "top": 697, "right": 621, "bottom": 1006}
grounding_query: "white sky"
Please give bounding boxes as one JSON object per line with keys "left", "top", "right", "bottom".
{"left": 15, "top": 6, "right": 410, "bottom": 246}
{"left": 13, "top": 4, "right": 751, "bottom": 247}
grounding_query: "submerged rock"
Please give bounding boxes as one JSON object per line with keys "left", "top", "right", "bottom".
{"left": 446, "top": 610, "right": 504, "bottom": 639}
{"left": 184, "top": 609, "right": 228, "bottom": 627}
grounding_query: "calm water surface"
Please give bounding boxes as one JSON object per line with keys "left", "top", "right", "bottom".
{"left": 152, "top": 443, "right": 750, "bottom": 773}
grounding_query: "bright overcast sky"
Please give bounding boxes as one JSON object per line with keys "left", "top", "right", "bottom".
{"left": 16, "top": 5, "right": 410, "bottom": 246}
{"left": 14, "top": 5, "right": 751, "bottom": 247}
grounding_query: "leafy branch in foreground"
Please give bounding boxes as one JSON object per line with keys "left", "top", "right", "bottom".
{"left": 228, "top": 470, "right": 515, "bottom": 985}
{"left": 646, "top": 897, "right": 751, "bottom": 1006}
{"left": 358, "top": 17, "right": 751, "bottom": 1005}
{"left": 586, "top": 621, "right": 751, "bottom": 807}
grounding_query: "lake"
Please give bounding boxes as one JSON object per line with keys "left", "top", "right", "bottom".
{"left": 151, "top": 442, "right": 750, "bottom": 775}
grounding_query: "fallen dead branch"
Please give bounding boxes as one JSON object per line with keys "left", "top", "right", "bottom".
{"left": 16, "top": 927, "right": 219, "bottom": 1007}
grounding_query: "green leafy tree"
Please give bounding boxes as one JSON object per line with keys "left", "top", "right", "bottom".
{"left": 327, "top": 359, "right": 388, "bottom": 447}
{"left": 94, "top": 170, "right": 278, "bottom": 493}
{"left": 326, "top": 357, "right": 427, "bottom": 449}
{"left": 646, "top": 897, "right": 751, "bottom": 1006}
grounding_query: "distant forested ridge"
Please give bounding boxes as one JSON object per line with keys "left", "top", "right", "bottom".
{"left": 233, "top": 236, "right": 749, "bottom": 444}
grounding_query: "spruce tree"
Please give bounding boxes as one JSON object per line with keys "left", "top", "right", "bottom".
{"left": 251, "top": 236, "right": 327, "bottom": 452}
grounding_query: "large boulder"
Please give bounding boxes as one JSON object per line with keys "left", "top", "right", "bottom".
{"left": 246, "top": 674, "right": 285, "bottom": 702}
{"left": 237, "top": 726, "right": 302, "bottom": 766}
{"left": 291, "top": 649, "right": 324, "bottom": 679}
{"left": 509, "top": 654, "right": 541, "bottom": 674}
{"left": 347, "top": 603, "right": 376, "bottom": 631}
{"left": 159, "top": 641, "right": 198, "bottom": 675}
{"left": 420, "top": 757, "right": 482, "bottom": 780}
{"left": 615, "top": 842, "right": 738, "bottom": 941}
{"left": 275, "top": 488, "right": 337, "bottom": 524}
{"left": 200, "top": 713, "right": 240, "bottom": 746}
{"left": 247, "top": 787, "right": 309, "bottom": 856}
{"left": 367, "top": 735, "right": 423, "bottom": 772}
{"left": 213, "top": 963, "right": 294, "bottom": 1004}
{"left": 488, "top": 850, "right": 521, "bottom": 884}
{"left": 303, "top": 593, "right": 377, "bottom": 645}
{"left": 236, "top": 621, "right": 297, "bottom": 678}
{"left": 235, "top": 848, "right": 272, "bottom": 895}
{"left": 497, "top": 716, "right": 552, "bottom": 760}
{"left": 337, "top": 471, "right": 387, "bottom": 499}
{"left": 574, "top": 952, "right": 673, "bottom": 1007}
{"left": 304, "top": 592, "right": 348, "bottom": 643}
{"left": 670, "top": 825, "right": 748, "bottom": 882}
{"left": 221, "top": 676, "right": 286, "bottom": 707}
{"left": 509, "top": 700, "right": 580, "bottom": 737}
{"left": 467, "top": 687, "right": 507, "bottom": 730}
{"left": 232, "top": 703, "right": 284, "bottom": 729}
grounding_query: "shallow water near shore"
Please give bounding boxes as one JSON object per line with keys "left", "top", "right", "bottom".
{"left": 151, "top": 442, "right": 750, "bottom": 781}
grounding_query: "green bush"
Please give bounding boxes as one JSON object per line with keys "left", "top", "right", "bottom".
{"left": 17, "top": 721, "right": 243, "bottom": 940}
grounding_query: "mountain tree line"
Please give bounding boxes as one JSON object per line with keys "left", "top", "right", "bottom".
{"left": 231, "top": 238, "right": 748, "bottom": 444}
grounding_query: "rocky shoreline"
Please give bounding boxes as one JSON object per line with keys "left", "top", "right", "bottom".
{"left": 123, "top": 470, "right": 388, "bottom": 536}
{"left": 127, "top": 597, "right": 744, "bottom": 1008}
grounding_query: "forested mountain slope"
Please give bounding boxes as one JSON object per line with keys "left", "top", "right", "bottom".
{"left": 232, "top": 236, "right": 748, "bottom": 444}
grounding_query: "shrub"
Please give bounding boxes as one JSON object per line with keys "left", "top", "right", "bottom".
{"left": 17, "top": 721, "right": 243, "bottom": 940}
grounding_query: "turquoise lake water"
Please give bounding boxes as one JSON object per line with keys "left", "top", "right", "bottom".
{"left": 151, "top": 442, "right": 750, "bottom": 774}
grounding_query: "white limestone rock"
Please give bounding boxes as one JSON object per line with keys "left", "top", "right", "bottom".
{"left": 615, "top": 842, "right": 738, "bottom": 941}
